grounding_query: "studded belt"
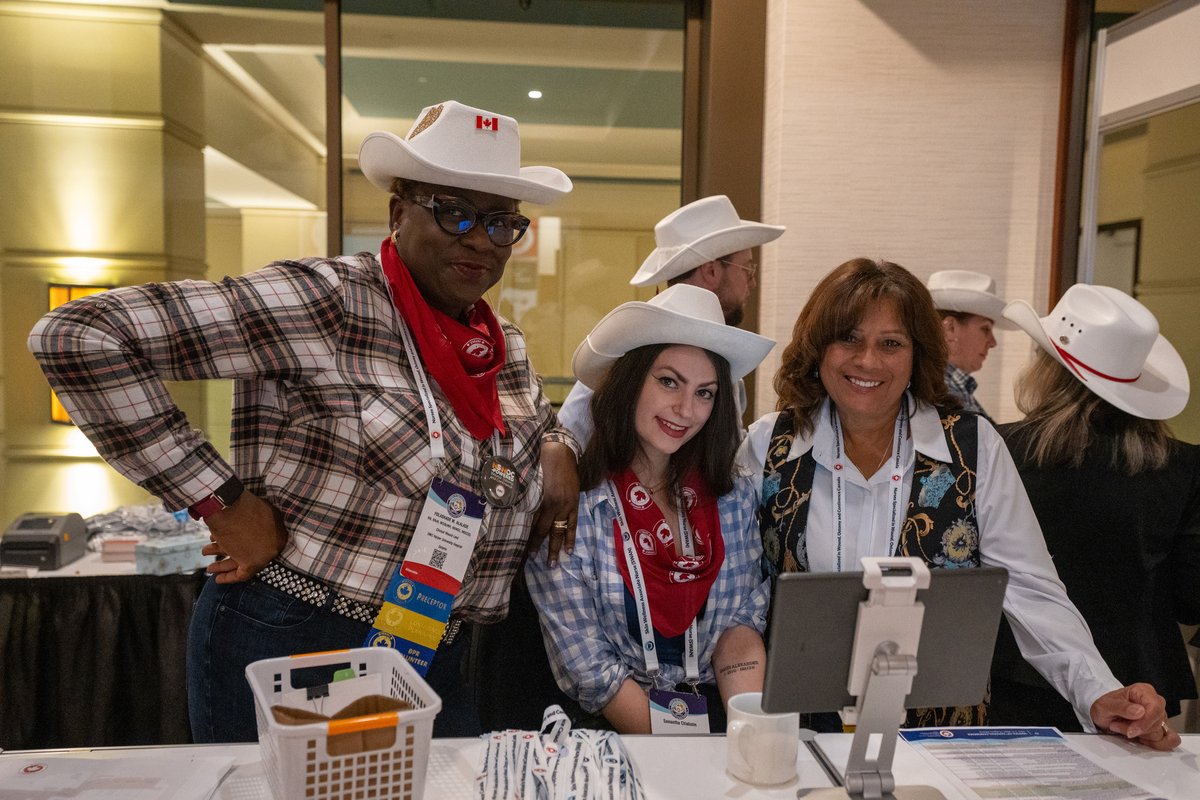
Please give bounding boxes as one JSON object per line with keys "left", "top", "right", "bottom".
{"left": 255, "top": 561, "right": 467, "bottom": 646}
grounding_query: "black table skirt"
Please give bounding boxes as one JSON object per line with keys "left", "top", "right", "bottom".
{"left": 0, "top": 570, "right": 206, "bottom": 749}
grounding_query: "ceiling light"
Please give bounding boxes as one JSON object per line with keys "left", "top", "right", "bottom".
{"left": 528, "top": 90, "right": 543, "bottom": 99}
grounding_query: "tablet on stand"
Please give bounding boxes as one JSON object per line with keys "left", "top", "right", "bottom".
{"left": 762, "top": 557, "right": 1008, "bottom": 800}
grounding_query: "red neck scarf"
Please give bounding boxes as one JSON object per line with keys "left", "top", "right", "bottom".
{"left": 379, "top": 237, "right": 506, "bottom": 440}
{"left": 611, "top": 469, "right": 723, "bottom": 638}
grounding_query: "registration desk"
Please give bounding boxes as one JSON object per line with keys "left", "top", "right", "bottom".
{"left": 0, "top": 552, "right": 205, "bottom": 749}
{"left": 2, "top": 733, "right": 1198, "bottom": 799}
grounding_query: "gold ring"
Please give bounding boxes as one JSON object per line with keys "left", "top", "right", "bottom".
{"left": 1161, "top": 720, "right": 1171, "bottom": 736}
{"left": 552, "top": 520, "right": 568, "bottom": 530}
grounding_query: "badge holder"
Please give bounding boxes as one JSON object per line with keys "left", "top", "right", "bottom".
{"left": 648, "top": 673, "right": 709, "bottom": 736}
{"left": 364, "top": 476, "right": 485, "bottom": 674}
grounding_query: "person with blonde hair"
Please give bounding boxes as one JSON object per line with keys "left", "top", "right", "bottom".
{"left": 990, "top": 284, "right": 1200, "bottom": 732}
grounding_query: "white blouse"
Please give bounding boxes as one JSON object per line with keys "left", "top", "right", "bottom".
{"left": 736, "top": 398, "right": 1121, "bottom": 729}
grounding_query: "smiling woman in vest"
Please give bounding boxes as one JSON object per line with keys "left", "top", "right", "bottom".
{"left": 527, "top": 284, "right": 774, "bottom": 734}
{"left": 736, "top": 258, "right": 1179, "bottom": 750}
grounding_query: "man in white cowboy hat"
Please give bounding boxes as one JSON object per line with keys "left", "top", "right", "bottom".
{"left": 557, "top": 195, "right": 784, "bottom": 447}
{"left": 927, "top": 269, "right": 1017, "bottom": 422}
{"left": 29, "top": 99, "right": 579, "bottom": 743}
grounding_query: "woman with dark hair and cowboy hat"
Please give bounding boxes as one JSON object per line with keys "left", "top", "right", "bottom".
{"left": 737, "top": 258, "right": 1179, "bottom": 750}
{"left": 527, "top": 284, "right": 775, "bottom": 734}
{"left": 989, "top": 284, "right": 1199, "bottom": 736}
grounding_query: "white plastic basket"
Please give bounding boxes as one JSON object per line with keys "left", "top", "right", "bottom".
{"left": 246, "top": 647, "right": 441, "bottom": 800}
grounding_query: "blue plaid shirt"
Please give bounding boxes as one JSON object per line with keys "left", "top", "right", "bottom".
{"left": 526, "top": 475, "right": 769, "bottom": 714}
{"left": 944, "top": 362, "right": 993, "bottom": 423}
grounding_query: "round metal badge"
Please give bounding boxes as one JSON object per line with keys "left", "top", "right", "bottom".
{"left": 481, "top": 455, "right": 520, "bottom": 508}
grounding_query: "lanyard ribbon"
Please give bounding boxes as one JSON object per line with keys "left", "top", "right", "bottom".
{"left": 606, "top": 481, "right": 701, "bottom": 685}
{"left": 396, "top": 316, "right": 448, "bottom": 461}
{"left": 829, "top": 402, "right": 908, "bottom": 572}
{"left": 476, "top": 705, "right": 647, "bottom": 800}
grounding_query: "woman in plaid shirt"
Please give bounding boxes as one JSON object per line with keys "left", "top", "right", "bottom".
{"left": 527, "top": 285, "right": 775, "bottom": 734}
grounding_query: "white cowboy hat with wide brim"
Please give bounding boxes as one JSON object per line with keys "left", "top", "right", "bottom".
{"left": 358, "top": 100, "right": 572, "bottom": 204}
{"left": 927, "top": 269, "right": 1017, "bottom": 330}
{"left": 1003, "top": 284, "right": 1189, "bottom": 420}
{"left": 573, "top": 284, "right": 775, "bottom": 390}
{"left": 629, "top": 195, "right": 785, "bottom": 287}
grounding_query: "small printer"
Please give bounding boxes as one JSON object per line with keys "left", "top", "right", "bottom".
{"left": 1, "top": 513, "right": 88, "bottom": 570}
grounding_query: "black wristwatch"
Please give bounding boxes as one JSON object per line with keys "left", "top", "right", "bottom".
{"left": 187, "top": 476, "right": 245, "bottom": 521}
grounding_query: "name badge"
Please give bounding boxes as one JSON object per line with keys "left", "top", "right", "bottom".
{"left": 649, "top": 688, "right": 710, "bottom": 735}
{"left": 365, "top": 477, "right": 485, "bottom": 673}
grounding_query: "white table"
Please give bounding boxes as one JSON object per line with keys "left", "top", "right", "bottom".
{"left": 816, "top": 732, "right": 1200, "bottom": 800}
{"left": 3, "top": 733, "right": 1199, "bottom": 799}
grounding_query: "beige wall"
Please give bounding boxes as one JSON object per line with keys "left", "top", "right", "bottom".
{"left": 1098, "top": 102, "right": 1200, "bottom": 443}
{"left": 758, "top": 0, "right": 1068, "bottom": 423}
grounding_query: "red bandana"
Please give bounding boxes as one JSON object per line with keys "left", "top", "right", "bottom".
{"left": 379, "top": 237, "right": 506, "bottom": 440}
{"left": 611, "top": 469, "right": 723, "bottom": 638}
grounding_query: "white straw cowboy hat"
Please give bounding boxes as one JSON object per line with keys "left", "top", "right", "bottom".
{"left": 629, "top": 196, "right": 785, "bottom": 287}
{"left": 573, "top": 284, "right": 775, "bottom": 390}
{"left": 358, "top": 100, "right": 572, "bottom": 204}
{"left": 1003, "top": 284, "right": 1189, "bottom": 420}
{"left": 927, "top": 270, "right": 1017, "bottom": 330}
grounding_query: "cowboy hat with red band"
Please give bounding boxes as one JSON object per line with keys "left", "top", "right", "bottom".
{"left": 1003, "top": 284, "right": 1189, "bottom": 420}
{"left": 358, "top": 100, "right": 572, "bottom": 204}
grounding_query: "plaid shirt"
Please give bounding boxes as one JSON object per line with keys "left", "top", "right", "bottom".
{"left": 944, "top": 362, "right": 993, "bottom": 422}
{"left": 525, "top": 476, "right": 769, "bottom": 713}
{"left": 28, "top": 253, "right": 574, "bottom": 622}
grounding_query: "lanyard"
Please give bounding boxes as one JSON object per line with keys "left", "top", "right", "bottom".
{"left": 829, "top": 403, "right": 908, "bottom": 572}
{"left": 476, "top": 706, "right": 647, "bottom": 800}
{"left": 605, "top": 480, "right": 701, "bottom": 684}
{"left": 395, "top": 317, "right": 447, "bottom": 462}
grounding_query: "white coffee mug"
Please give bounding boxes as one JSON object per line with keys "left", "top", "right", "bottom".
{"left": 726, "top": 691, "right": 800, "bottom": 785}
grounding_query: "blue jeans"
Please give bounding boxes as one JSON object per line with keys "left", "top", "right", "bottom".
{"left": 186, "top": 575, "right": 481, "bottom": 743}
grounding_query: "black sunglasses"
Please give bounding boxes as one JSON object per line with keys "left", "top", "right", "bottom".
{"left": 413, "top": 194, "right": 530, "bottom": 247}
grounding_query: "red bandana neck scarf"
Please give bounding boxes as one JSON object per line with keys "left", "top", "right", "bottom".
{"left": 611, "top": 468, "right": 724, "bottom": 638}
{"left": 379, "top": 236, "right": 506, "bottom": 440}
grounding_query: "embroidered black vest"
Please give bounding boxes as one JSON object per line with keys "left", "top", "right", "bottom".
{"left": 759, "top": 406, "right": 987, "bottom": 727}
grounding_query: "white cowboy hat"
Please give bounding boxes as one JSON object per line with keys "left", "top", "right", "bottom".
{"left": 927, "top": 270, "right": 1017, "bottom": 330}
{"left": 573, "top": 284, "right": 775, "bottom": 390}
{"left": 1003, "top": 284, "right": 1189, "bottom": 420}
{"left": 358, "top": 100, "right": 572, "bottom": 204}
{"left": 629, "top": 196, "right": 785, "bottom": 287}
